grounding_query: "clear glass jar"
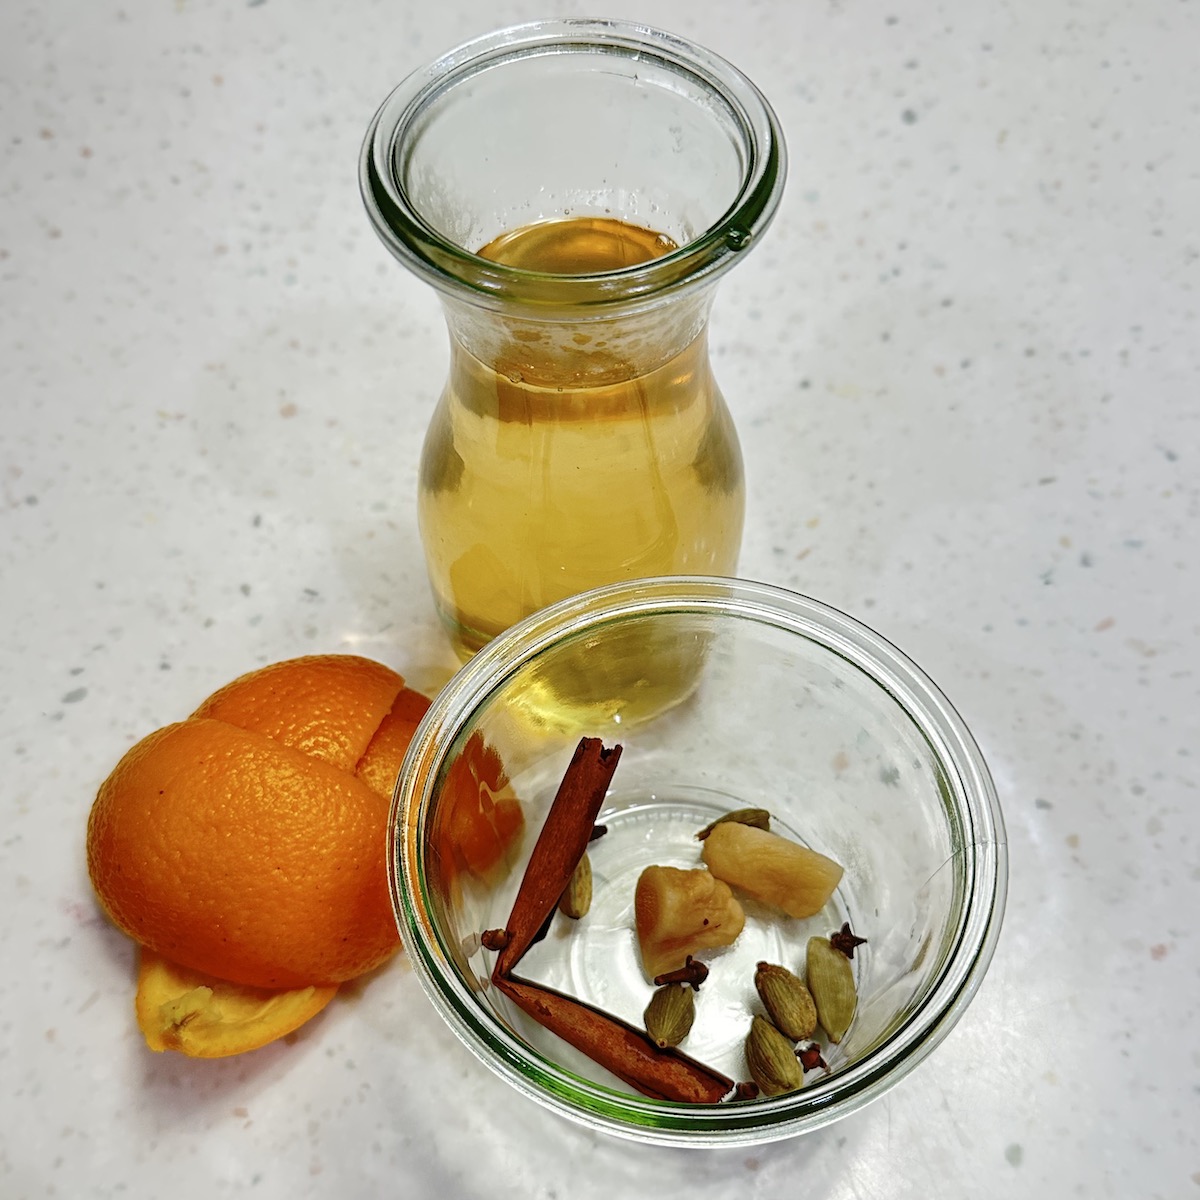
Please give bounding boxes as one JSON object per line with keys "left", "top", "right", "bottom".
{"left": 361, "top": 20, "right": 786, "bottom": 658}
{"left": 389, "top": 577, "right": 1008, "bottom": 1143}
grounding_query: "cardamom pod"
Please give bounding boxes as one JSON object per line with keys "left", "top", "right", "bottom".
{"left": 558, "top": 852, "right": 592, "bottom": 919}
{"left": 754, "top": 961, "right": 817, "bottom": 1042}
{"left": 744, "top": 1014, "right": 804, "bottom": 1096}
{"left": 806, "top": 935, "right": 857, "bottom": 1044}
{"left": 644, "top": 983, "right": 695, "bottom": 1048}
{"left": 696, "top": 807, "right": 771, "bottom": 841}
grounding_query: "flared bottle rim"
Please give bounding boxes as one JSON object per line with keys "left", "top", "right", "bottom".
{"left": 359, "top": 18, "right": 787, "bottom": 311}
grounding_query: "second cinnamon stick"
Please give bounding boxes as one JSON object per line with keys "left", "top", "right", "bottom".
{"left": 495, "top": 974, "right": 734, "bottom": 1104}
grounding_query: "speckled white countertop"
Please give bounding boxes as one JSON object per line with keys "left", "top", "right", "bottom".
{"left": 2, "top": 0, "right": 1197, "bottom": 1196}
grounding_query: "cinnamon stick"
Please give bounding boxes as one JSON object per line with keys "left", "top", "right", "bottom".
{"left": 494, "top": 737, "right": 621, "bottom": 977}
{"left": 494, "top": 974, "right": 734, "bottom": 1104}
{"left": 483, "top": 737, "right": 736, "bottom": 1105}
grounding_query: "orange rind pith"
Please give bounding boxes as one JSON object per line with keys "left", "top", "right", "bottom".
{"left": 136, "top": 947, "right": 337, "bottom": 1058}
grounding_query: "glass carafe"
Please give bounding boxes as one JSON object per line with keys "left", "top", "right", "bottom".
{"left": 361, "top": 20, "right": 786, "bottom": 658}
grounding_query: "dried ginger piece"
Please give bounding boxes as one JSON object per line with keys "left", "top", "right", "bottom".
{"left": 634, "top": 865, "right": 745, "bottom": 980}
{"left": 701, "top": 822, "right": 843, "bottom": 918}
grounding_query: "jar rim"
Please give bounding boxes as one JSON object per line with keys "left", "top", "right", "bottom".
{"left": 359, "top": 19, "right": 787, "bottom": 310}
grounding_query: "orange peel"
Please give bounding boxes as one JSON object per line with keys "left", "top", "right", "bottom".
{"left": 135, "top": 947, "right": 337, "bottom": 1058}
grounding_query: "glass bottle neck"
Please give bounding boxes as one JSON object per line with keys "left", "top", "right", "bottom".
{"left": 361, "top": 20, "right": 785, "bottom": 316}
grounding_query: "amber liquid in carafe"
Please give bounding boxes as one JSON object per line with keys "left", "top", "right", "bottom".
{"left": 418, "top": 216, "right": 744, "bottom": 661}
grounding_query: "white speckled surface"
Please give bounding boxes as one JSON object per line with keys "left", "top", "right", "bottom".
{"left": 2, "top": 0, "right": 1197, "bottom": 1195}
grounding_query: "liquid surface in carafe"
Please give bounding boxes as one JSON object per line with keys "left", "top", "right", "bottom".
{"left": 418, "top": 216, "right": 744, "bottom": 662}
{"left": 476, "top": 216, "right": 678, "bottom": 273}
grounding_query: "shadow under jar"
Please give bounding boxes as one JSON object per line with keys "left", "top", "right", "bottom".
{"left": 360, "top": 20, "right": 786, "bottom": 658}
